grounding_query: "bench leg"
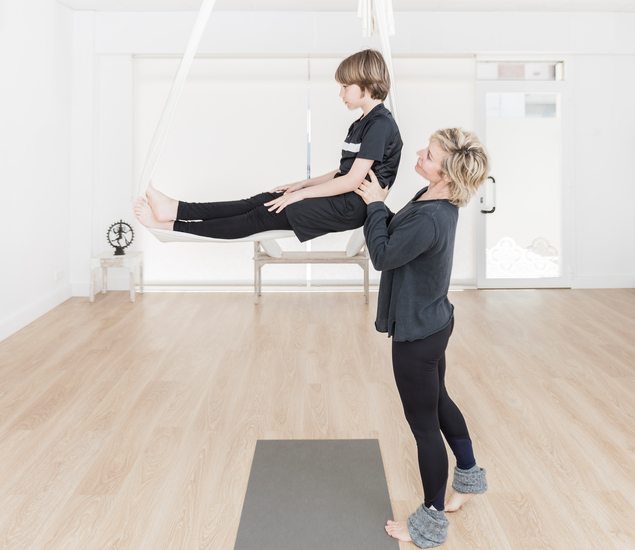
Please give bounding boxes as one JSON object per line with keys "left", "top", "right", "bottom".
{"left": 254, "top": 260, "right": 259, "bottom": 305}
{"left": 364, "top": 261, "right": 369, "bottom": 304}
{"left": 101, "top": 267, "right": 107, "bottom": 294}
{"left": 89, "top": 268, "right": 95, "bottom": 303}
{"left": 253, "top": 242, "right": 259, "bottom": 304}
{"left": 130, "top": 271, "right": 135, "bottom": 302}
{"left": 254, "top": 264, "right": 259, "bottom": 305}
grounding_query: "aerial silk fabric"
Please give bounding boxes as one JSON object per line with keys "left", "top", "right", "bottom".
{"left": 137, "top": 0, "right": 217, "bottom": 199}
{"left": 357, "top": 0, "right": 399, "bottom": 122}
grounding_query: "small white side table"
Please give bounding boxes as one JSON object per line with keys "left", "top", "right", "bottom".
{"left": 89, "top": 251, "right": 144, "bottom": 303}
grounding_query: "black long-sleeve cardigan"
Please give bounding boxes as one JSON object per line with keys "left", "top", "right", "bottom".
{"left": 364, "top": 188, "right": 458, "bottom": 342}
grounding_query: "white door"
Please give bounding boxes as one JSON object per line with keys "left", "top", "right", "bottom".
{"left": 476, "top": 78, "right": 573, "bottom": 288}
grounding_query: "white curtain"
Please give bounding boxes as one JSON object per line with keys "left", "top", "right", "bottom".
{"left": 133, "top": 58, "right": 308, "bottom": 285}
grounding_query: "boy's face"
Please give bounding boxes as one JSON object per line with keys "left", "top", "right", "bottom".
{"left": 339, "top": 83, "right": 365, "bottom": 111}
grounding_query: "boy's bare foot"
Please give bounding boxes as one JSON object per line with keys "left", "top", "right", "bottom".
{"left": 134, "top": 197, "right": 174, "bottom": 230}
{"left": 444, "top": 490, "right": 474, "bottom": 512}
{"left": 146, "top": 182, "right": 178, "bottom": 222}
{"left": 385, "top": 520, "right": 412, "bottom": 542}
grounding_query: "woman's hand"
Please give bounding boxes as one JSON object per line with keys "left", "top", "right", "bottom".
{"left": 354, "top": 169, "right": 388, "bottom": 205}
{"left": 264, "top": 189, "right": 306, "bottom": 213}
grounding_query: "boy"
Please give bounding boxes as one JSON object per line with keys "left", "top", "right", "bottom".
{"left": 135, "top": 49, "right": 402, "bottom": 242}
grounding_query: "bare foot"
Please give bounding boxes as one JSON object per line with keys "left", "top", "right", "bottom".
{"left": 444, "top": 489, "right": 474, "bottom": 512}
{"left": 145, "top": 182, "right": 178, "bottom": 222}
{"left": 385, "top": 520, "right": 412, "bottom": 542}
{"left": 134, "top": 197, "right": 174, "bottom": 230}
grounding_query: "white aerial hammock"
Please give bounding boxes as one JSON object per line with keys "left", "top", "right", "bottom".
{"left": 137, "top": 0, "right": 398, "bottom": 259}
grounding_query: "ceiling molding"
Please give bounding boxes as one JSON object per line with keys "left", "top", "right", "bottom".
{"left": 55, "top": 0, "right": 635, "bottom": 13}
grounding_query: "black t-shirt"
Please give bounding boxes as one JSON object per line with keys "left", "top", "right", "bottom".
{"left": 287, "top": 103, "right": 402, "bottom": 242}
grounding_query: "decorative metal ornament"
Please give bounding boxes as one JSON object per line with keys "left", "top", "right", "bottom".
{"left": 107, "top": 220, "right": 134, "bottom": 256}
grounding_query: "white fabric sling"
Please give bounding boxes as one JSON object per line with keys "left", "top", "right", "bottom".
{"left": 138, "top": 0, "right": 398, "bottom": 260}
{"left": 137, "top": 0, "right": 216, "bottom": 200}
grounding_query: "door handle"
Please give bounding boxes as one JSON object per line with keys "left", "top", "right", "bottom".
{"left": 480, "top": 176, "right": 496, "bottom": 214}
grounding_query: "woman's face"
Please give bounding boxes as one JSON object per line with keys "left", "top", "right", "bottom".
{"left": 415, "top": 141, "right": 450, "bottom": 184}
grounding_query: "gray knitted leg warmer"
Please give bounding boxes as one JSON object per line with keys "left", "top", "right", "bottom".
{"left": 407, "top": 504, "right": 449, "bottom": 548}
{"left": 451, "top": 464, "right": 488, "bottom": 494}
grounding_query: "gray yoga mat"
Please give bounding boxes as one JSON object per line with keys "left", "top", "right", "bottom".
{"left": 234, "top": 439, "right": 398, "bottom": 550}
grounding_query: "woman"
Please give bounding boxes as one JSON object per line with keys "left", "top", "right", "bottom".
{"left": 355, "top": 128, "right": 490, "bottom": 548}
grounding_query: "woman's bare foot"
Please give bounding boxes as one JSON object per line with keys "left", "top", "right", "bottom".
{"left": 385, "top": 520, "right": 412, "bottom": 542}
{"left": 145, "top": 182, "right": 178, "bottom": 222}
{"left": 134, "top": 197, "right": 174, "bottom": 230}
{"left": 444, "top": 489, "right": 474, "bottom": 512}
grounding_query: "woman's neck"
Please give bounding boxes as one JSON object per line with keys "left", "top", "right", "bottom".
{"left": 419, "top": 180, "right": 452, "bottom": 201}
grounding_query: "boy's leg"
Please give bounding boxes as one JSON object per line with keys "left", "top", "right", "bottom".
{"left": 145, "top": 183, "right": 179, "bottom": 222}
{"left": 173, "top": 203, "right": 292, "bottom": 239}
{"left": 176, "top": 192, "right": 282, "bottom": 221}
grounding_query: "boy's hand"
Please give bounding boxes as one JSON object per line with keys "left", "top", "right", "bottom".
{"left": 270, "top": 182, "right": 302, "bottom": 194}
{"left": 354, "top": 169, "right": 388, "bottom": 205}
{"left": 264, "top": 189, "right": 306, "bottom": 213}
{"left": 270, "top": 183, "right": 292, "bottom": 193}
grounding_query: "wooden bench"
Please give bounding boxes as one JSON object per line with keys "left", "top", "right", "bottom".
{"left": 253, "top": 242, "right": 370, "bottom": 304}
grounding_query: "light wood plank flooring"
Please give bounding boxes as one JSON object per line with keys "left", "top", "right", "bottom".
{"left": 0, "top": 289, "right": 634, "bottom": 549}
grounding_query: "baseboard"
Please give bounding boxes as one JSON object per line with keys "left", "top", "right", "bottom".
{"left": 72, "top": 275, "right": 476, "bottom": 295}
{"left": 136, "top": 283, "right": 378, "bottom": 293}
{"left": 72, "top": 276, "right": 140, "bottom": 296}
{"left": 572, "top": 275, "right": 635, "bottom": 289}
{"left": 0, "top": 285, "right": 72, "bottom": 343}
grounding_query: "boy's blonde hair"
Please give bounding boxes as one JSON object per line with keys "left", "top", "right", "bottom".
{"left": 335, "top": 49, "right": 391, "bottom": 101}
{"left": 430, "top": 128, "right": 491, "bottom": 208}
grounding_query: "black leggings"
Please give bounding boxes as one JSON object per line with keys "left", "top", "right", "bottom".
{"left": 392, "top": 318, "right": 473, "bottom": 509}
{"left": 173, "top": 192, "right": 293, "bottom": 239}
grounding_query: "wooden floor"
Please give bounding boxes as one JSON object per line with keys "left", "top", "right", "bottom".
{"left": 0, "top": 289, "right": 634, "bottom": 550}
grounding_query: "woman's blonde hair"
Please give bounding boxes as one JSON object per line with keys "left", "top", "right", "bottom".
{"left": 430, "top": 128, "right": 490, "bottom": 207}
{"left": 335, "top": 49, "right": 391, "bottom": 101}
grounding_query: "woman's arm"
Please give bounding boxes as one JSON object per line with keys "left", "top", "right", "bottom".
{"left": 357, "top": 171, "right": 436, "bottom": 271}
{"left": 265, "top": 158, "right": 374, "bottom": 213}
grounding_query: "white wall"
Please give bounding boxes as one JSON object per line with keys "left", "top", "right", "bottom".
{"left": 93, "top": 11, "right": 635, "bottom": 56}
{"left": 0, "top": 0, "right": 74, "bottom": 342}
{"left": 572, "top": 55, "right": 635, "bottom": 288}
{"left": 3, "top": 7, "right": 635, "bottom": 341}
{"left": 86, "top": 10, "right": 635, "bottom": 291}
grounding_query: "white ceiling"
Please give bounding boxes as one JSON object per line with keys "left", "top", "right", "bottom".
{"left": 54, "top": 0, "right": 635, "bottom": 12}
